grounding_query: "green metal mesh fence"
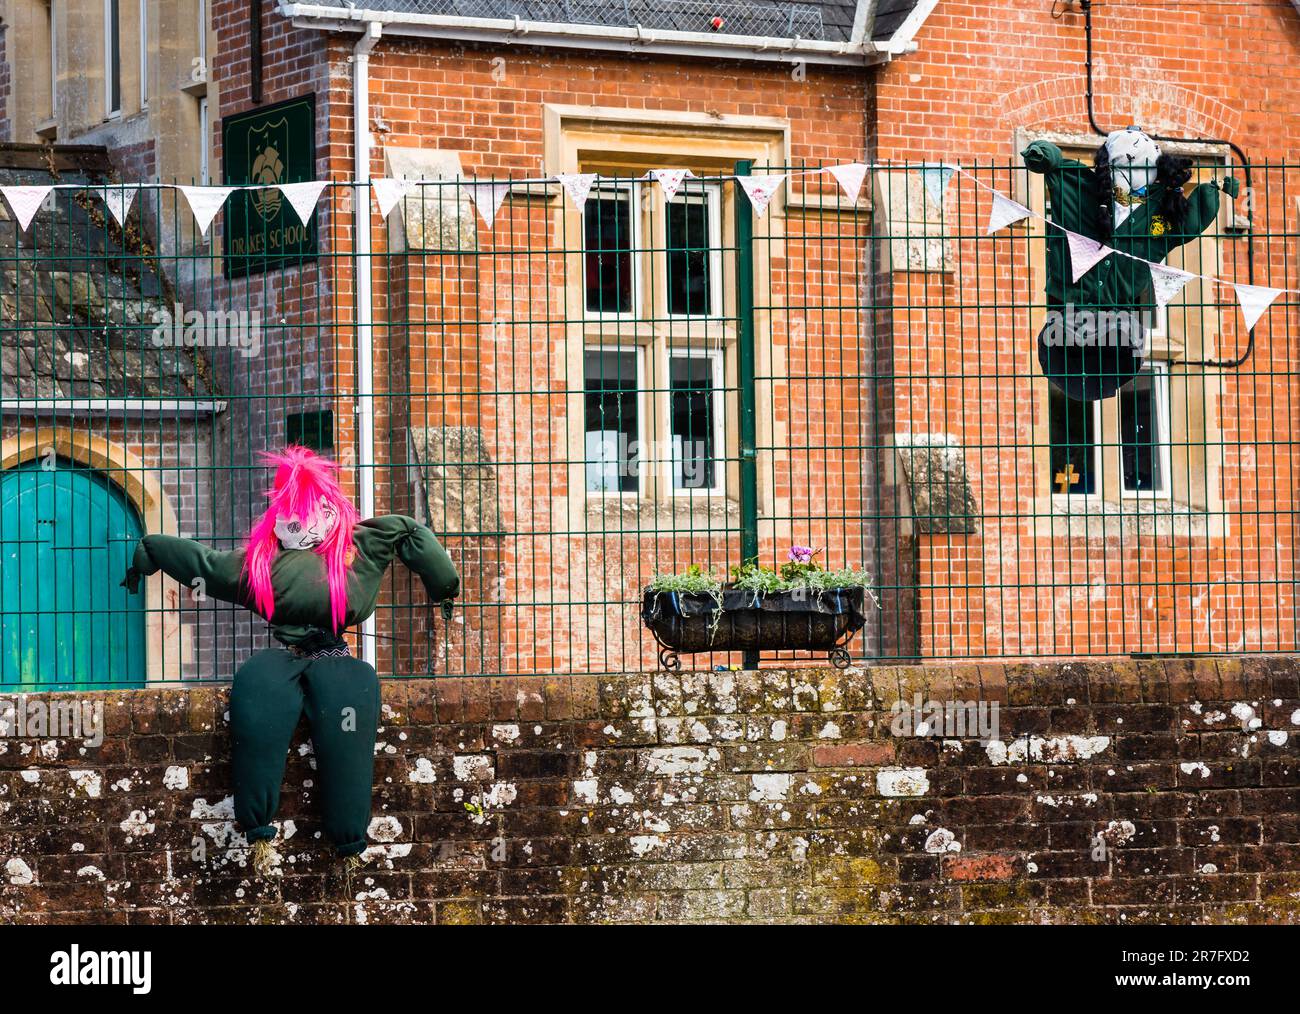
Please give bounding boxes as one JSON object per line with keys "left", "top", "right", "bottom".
{"left": 0, "top": 155, "right": 1294, "bottom": 686}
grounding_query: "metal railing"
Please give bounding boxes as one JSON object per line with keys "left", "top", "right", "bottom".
{"left": 0, "top": 156, "right": 1295, "bottom": 686}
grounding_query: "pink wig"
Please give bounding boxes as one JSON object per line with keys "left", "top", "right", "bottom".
{"left": 243, "top": 446, "right": 358, "bottom": 632}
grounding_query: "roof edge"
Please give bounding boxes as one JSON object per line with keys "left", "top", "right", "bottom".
{"left": 880, "top": 0, "right": 938, "bottom": 52}
{"left": 275, "top": 2, "right": 915, "bottom": 66}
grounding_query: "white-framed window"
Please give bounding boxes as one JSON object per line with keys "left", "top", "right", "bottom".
{"left": 197, "top": 96, "right": 210, "bottom": 185}
{"left": 138, "top": 0, "right": 148, "bottom": 109}
{"left": 583, "top": 345, "right": 644, "bottom": 496}
{"left": 1048, "top": 385, "right": 1101, "bottom": 497}
{"left": 579, "top": 166, "right": 733, "bottom": 504}
{"left": 665, "top": 181, "right": 724, "bottom": 319}
{"left": 1046, "top": 362, "right": 1172, "bottom": 499}
{"left": 48, "top": 0, "right": 58, "bottom": 117}
{"left": 582, "top": 178, "right": 726, "bottom": 322}
{"left": 668, "top": 348, "right": 724, "bottom": 494}
{"left": 104, "top": 0, "right": 121, "bottom": 118}
{"left": 583, "top": 181, "right": 642, "bottom": 318}
{"left": 1119, "top": 361, "right": 1172, "bottom": 497}
{"left": 197, "top": 0, "right": 208, "bottom": 70}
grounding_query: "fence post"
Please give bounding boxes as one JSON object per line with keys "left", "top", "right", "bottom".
{"left": 734, "top": 160, "right": 760, "bottom": 671}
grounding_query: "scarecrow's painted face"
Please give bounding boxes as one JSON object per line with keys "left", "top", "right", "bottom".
{"left": 1105, "top": 128, "right": 1161, "bottom": 198}
{"left": 274, "top": 496, "right": 338, "bottom": 550}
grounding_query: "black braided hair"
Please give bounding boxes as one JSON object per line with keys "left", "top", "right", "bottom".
{"left": 1091, "top": 142, "right": 1116, "bottom": 241}
{"left": 1154, "top": 152, "right": 1193, "bottom": 233}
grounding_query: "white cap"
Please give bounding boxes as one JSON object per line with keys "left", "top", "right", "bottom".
{"left": 1104, "top": 128, "right": 1161, "bottom": 196}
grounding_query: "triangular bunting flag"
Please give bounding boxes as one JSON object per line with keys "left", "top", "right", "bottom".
{"left": 465, "top": 182, "right": 512, "bottom": 229}
{"left": 556, "top": 173, "right": 598, "bottom": 215}
{"left": 1, "top": 185, "right": 53, "bottom": 231}
{"left": 1149, "top": 261, "right": 1196, "bottom": 310}
{"left": 1234, "top": 282, "right": 1284, "bottom": 331}
{"left": 986, "top": 192, "right": 1031, "bottom": 234}
{"left": 825, "top": 162, "right": 868, "bottom": 205}
{"left": 371, "top": 178, "right": 413, "bottom": 219}
{"left": 919, "top": 164, "right": 956, "bottom": 209}
{"left": 278, "top": 181, "right": 329, "bottom": 225}
{"left": 737, "top": 174, "right": 787, "bottom": 218}
{"left": 651, "top": 169, "right": 692, "bottom": 203}
{"left": 178, "top": 185, "right": 234, "bottom": 237}
{"left": 94, "top": 186, "right": 137, "bottom": 228}
{"left": 1066, "top": 231, "right": 1112, "bottom": 283}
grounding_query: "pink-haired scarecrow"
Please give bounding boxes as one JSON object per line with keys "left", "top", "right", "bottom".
{"left": 122, "top": 447, "right": 459, "bottom": 875}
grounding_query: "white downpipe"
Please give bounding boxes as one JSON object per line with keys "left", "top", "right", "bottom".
{"left": 353, "top": 20, "right": 381, "bottom": 668}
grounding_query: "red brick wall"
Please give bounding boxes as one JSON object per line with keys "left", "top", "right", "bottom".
{"left": 4, "top": 658, "right": 1298, "bottom": 924}
{"left": 110, "top": 139, "right": 157, "bottom": 183}
{"left": 872, "top": 2, "right": 1300, "bottom": 657}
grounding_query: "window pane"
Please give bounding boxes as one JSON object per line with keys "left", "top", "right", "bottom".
{"left": 584, "top": 350, "right": 638, "bottom": 493}
{"left": 1121, "top": 369, "right": 1164, "bottom": 493}
{"left": 670, "top": 355, "right": 716, "bottom": 490}
{"left": 584, "top": 188, "right": 633, "bottom": 314}
{"left": 1048, "top": 385, "right": 1095, "bottom": 495}
{"left": 287, "top": 409, "right": 334, "bottom": 453}
{"left": 108, "top": 0, "right": 121, "bottom": 113}
{"left": 667, "top": 191, "right": 712, "bottom": 316}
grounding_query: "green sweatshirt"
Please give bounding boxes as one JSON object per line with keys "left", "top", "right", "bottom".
{"left": 1022, "top": 140, "right": 1227, "bottom": 312}
{"left": 123, "top": 514, "right": 459, "bottom": 651}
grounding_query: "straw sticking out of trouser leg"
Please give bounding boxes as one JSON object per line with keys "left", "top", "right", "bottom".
{"left": 342, "top": 852, "right": 366, "bottom": 898}
{"left": 250, "top": 839, "right": 278, "bottom": 878}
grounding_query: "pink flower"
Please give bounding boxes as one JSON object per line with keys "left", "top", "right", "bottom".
{"left": 788, "top": 545, "right": 814, "bottom": 565}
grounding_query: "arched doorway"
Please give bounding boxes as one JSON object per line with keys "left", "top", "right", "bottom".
{"left": 1, "top": 459, "right": 145, "bottom": 689}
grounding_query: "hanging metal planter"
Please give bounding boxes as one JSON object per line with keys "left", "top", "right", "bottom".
{"left": 641, "top": 586, "right": 868, "bottom": 671}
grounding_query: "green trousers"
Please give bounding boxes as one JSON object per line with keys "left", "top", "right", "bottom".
{"left": 229, "top": 647, "right": 379, "bottom": 857}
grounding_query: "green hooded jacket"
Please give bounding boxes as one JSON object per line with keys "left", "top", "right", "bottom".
{"left": 1022, "top": 140, "right": 1227, "bottom": 314}
{"left": 123, "top": 514, "right": 459, "bottom": 652}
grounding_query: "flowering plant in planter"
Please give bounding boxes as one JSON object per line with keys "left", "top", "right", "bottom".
{"left": 643, "top": 547, "right": 877, "bottom": 670}
{"left": 726, "top": 546, "right": 878, "bottom": 601}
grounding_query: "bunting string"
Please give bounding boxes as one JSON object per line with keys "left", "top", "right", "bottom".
{"left": 951, "top": 164, "right": 1290, "bottom": 331}
{"left": 1, "top": 161, "right": 1292, "bottom": 328}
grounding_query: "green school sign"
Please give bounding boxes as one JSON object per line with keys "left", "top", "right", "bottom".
{"left": 222, "top": 94, "right": 318, "bottom": 278}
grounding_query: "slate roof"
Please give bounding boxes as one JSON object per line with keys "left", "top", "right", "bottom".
{"left": 294, "top": 0, "right": 909, "bottom": 44}
{"left": 0, "top": 145, "right": 216, "bottom": 403}
{"left": 870, "top": 0, "right": 919, "bottom": 41}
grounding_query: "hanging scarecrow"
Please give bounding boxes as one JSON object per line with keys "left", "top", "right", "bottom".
{"left": 122, "top": 447, "right": 459, "bottom": 876}
{"left": 1024, "top": 127, "right": 1238, "bottom": 401}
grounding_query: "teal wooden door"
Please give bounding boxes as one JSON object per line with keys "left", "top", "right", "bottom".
{"left": 1, "top": 461, "right": 145, "bottom": 689}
